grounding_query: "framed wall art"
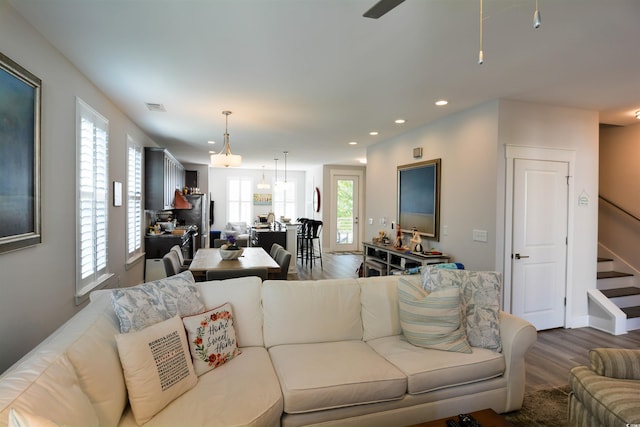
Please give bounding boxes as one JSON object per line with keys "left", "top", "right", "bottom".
{"left": 0, "top": 52, "right": 42, "bottom": 254}
{"left": 397, "top": 158, "right": 441, "bottom": 241}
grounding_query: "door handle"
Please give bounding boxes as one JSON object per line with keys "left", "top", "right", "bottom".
{"left": 514, "top": 253, "right": 530, "bottom": 259}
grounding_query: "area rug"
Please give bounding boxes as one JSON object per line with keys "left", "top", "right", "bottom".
{"left": 503, "top": 385, "right": 571, "bottom": 427}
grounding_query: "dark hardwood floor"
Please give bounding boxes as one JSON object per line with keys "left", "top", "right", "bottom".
{"left": 291, "top": 250, "right": 640, "bottom": 393}
{"left": 524, "top": 326, "right": 640, "bottom": 392}
{"left": 292, "top": 249, "right": 363, "bottom": 281}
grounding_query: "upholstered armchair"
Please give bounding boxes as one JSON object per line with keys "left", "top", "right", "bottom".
{"left": 569, "top": 347, "right": 640, "bottom": 426}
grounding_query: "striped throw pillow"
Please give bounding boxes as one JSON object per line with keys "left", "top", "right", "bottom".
{"left": 398, "top": 277, "right": 471, "bottom": 353}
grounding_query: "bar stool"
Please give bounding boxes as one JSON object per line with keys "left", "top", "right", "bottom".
{"left": 296, "top": 218, "right": 309, "bottom": 265}
{"left": 301, "top": 220, "right": 323, "bottom": 269}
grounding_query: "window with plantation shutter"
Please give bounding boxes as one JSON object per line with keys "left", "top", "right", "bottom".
{"left": 227, "top": 177, "right": 252, "bottom": 224}
{"left": 76, "top": 98, "right": 110, "bottom": 297}
{"left": 274, "top": 181, "right": 296, "bottom": 221}
{"left": 127, "top": 137, "right": 143, "bottom": 260}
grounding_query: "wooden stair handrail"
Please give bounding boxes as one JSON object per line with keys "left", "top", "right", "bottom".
{"left": 599, "top": 195, "right": 640, "bottom": 224}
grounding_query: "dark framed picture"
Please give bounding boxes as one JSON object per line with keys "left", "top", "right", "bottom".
{"left": 397, "top": 158, "right": 441, "bottom": 241}
{"left": 0, "top": 53, "right": 42, "bottom": 254}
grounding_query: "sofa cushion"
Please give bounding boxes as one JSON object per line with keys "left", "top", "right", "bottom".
{"left": 197, "top": 277, "right": 264, "bottom": 347}
{"left": 182, "top": 303, "right": 241, "bottom": 376}
{"left": 115, "top": 315, "right": 197, "bottom": 425}
{"left": 398, "top": 277, "right": 471, "bottom": 353}
{"left": 368, "top": 335, "right": 505, "bottom": 394}
{"left": 66, "top": 291, "right": 127, "bottom": 427}
{"left": 262, "top": 279, "right": 363, "bottom": 348}
{"left": 8, "top": 408, "right": 58, "bottom": 427}
{"left": 569, "top": 365, "right": 640, "bottom": 426}
{"left": 359, "top": 275, "right": 403, "bottom": 341}
{"left": 0, "top": 355, "right": 99, "bottom": 427}
{"left": 117, "top": 347, "right": 283, "bottom": 427}
{"left": 110, "top": 271, "right": 204, "bottom": 333}
{"left": 422, "top": 267, "right": 502, "bottom": 352}
{"left": 269, "top": 340, "right": 406, "bottom": 414}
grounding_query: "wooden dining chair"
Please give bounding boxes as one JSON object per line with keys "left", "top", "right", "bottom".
{"left": 205, "top": 268, "right": 268, "bottom": 281}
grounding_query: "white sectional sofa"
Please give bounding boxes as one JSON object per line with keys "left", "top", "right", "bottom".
{"left": 0, "top": 273, "right": 536, "bottom": 427}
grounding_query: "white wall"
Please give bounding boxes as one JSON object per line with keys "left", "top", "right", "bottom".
{"left": 366, "top": 101, "right": 500, "bottom": 271}
{"left": 0, "top": 2, "right": 153, "bottom": 372}
{"left": 366, "top": 99, "right": 599, "bottom": 327}
{"left": 599, "top": 122, "right": 640, "bottom": 270}
{"left": 498, "top": 100, "right": 599, "bottom": 327}
{"left": 208, "top": 166, "right": 306, "bottom": 232}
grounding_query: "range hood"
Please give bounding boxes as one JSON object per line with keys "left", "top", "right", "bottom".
{"left": 173, "top": 189, "right": 193, "bottom": 209}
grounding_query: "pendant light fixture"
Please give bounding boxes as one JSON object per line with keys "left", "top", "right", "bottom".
{"left": 257, "top": 166, "right": 271, "bottom": 189}
{"left": 533, "top": 0, "right": 542, "bottom": 29}
{"left": 478, "top": 0, "right": 484, "bottom": 65}
{"left": 210, "top": 110, "right": 242, "bottom": 168}
{"left": 273, "top": 157, "right": 279, "bottom": 188}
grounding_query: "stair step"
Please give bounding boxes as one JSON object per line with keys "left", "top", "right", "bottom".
{"left": 598, "top": 257, "right": 613, "bottom": 263}
{"left": 597, "top": 271, "right": 634, "bottom": 280}
{"left": 600, "top": 287, "right": 640, "bottom": 298}
{"left": 621, "top": 306, "right": 640, "bottom": 319}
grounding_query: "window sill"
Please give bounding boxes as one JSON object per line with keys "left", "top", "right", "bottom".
{"left": 75, "top": 273, "right": 115, "bottom": 306}
{"left": 126, "top": 252, "right": 145, "bottom": 270}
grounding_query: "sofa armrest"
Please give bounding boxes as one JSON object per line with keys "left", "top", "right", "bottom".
{"left": 499, "top": 311, "right": 537, "bottom": 412}
{"left": 589, "top": 348, "right": 640, "bottom": 380}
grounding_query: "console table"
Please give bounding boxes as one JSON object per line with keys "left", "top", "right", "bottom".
{"left": 362, "top": 242, "right": 450, "bottom": 277}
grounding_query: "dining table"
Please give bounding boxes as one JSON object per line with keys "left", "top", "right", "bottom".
{"left": 188, "top": 247, "right": 280, "bottom": 281}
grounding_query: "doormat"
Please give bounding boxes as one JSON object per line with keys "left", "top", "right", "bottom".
{"left": 503, "top": 385, "right": 570, "bottom": 427}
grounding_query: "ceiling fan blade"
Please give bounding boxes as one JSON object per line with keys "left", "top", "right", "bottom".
{"left": 363, "top": 0, "right": 406, "bottom": 19}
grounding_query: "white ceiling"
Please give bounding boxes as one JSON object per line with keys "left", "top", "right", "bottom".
{"left": 10, "top": 0, "right": 640, "bottom": 170}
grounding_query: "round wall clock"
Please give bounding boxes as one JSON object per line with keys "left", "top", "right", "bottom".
{"left": 313, "top": 187, "right": 321, "bottom": 212}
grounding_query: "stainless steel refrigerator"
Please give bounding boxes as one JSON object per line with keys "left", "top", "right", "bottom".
{"left": 173, "top": 193, "right": 207, "bottom": 255}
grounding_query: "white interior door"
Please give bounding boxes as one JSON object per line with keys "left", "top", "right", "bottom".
{"left": 511, "top": 159, "right": 568, "bottom": 330}
{"left": 331, "top": 174, "right": 360, "bottom": 252}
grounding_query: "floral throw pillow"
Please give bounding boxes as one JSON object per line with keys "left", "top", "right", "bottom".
{"left": 182, "top": 303, "right": 241, "bottom": 376}
{"left": 111, "top": 271, "right": 205, "bottom": 333}
{"left": 422, "top": 266, "right": 502, "bottom": 352}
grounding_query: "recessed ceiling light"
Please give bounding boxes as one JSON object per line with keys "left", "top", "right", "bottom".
{"left": 208, "top": 140, "right": 216, "bottom": 144}
{"left": 209, "top": 150, "right": 216, "bottom": 154}
{"left": 369, "top": 131, "right": 379, "bottom": 136}
{"left": 349, "top": 141, "right": 358, "bottom": 145}
{"left": 435, "top": 99, "right": 448, "bottom": 106}
{"left": 395, "top": 119, "right": 406, "bottom": 124}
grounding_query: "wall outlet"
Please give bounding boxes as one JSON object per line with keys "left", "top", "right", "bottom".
{"left": 473, "top": 229, "right": 488, "bottom": 242}
{"left": 368, "top": 218, "right": 373, "bottom": 225}
{"left": 443, "top": 225, "right": 448, "bottom": 236}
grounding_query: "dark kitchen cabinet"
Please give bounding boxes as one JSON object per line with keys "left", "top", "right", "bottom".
{"left": 250, "top": 228, "right": 286, "bottom": 251}
{"left": 145, "top": 147, "right": 185, "bottom": 210}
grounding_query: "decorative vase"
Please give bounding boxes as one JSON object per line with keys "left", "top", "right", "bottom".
{"left": 220, "top": 248, "right": 243, "bottom": 260}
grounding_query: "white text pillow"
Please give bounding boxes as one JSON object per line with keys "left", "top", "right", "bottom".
{"left": 115, "top": 315, "right": 197, "bottom": 425}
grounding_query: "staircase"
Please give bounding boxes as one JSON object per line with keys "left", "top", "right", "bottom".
{"left": 588, "top": 251, "right": 640, "bottom": 335}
